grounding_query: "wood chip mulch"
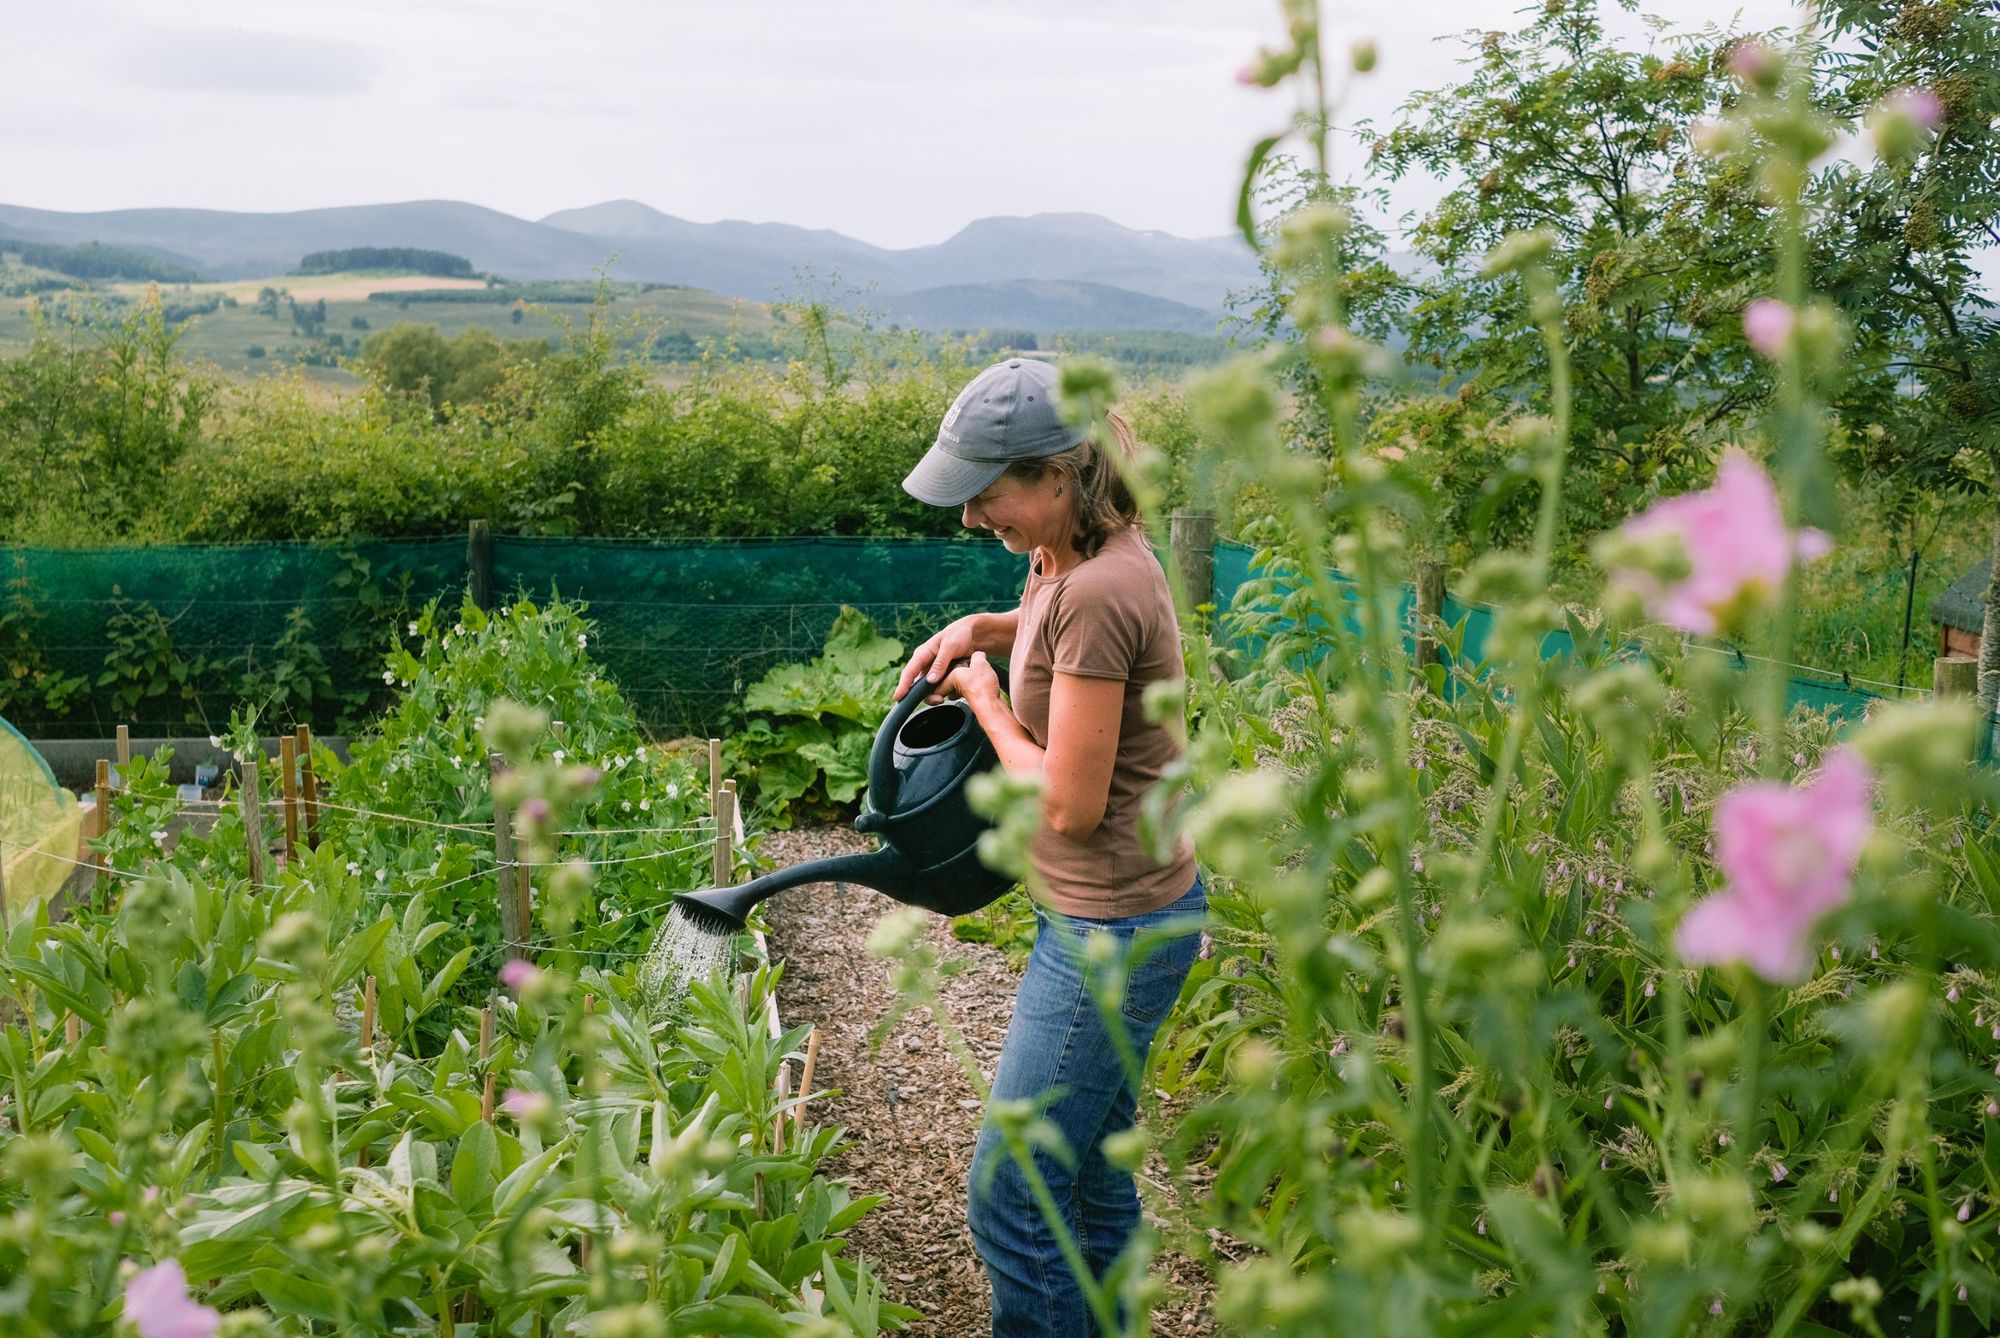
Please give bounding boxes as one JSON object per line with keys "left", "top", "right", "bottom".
{"left": 758, "top": 825, "right": 1218, "bottom": 1337}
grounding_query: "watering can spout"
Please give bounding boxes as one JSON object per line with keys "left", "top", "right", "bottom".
{"left": 673, "top": 847, "right": 920, "bottom": 933}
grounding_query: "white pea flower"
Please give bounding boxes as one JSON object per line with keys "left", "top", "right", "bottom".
{"left": 665, "top": 783, "right": 679, "bottom": 799}
{"left": 375, "top": 869, "right": 387, "bottom": 882}
{"left": 553, "top": 750, "right": 566, "bottom": 763}
{"left": 639, "top": 798, "right": 651, "bottom": 812}
{"left": 346, "top": 861, "right": 360, "bottom": 874}
{"left": 635, "top": 746, "right": 647, "bottom": 760}
{"left": 621, "top": 801, "right": 632, "bottom": 812}
{"left": 150, "top": 830, "right": 169, "bottom": 845}
{"left": 453, "top": 623, "right": 465, "bottom": 636}
{"left": 208, "top": 735, "right": 222, "bottom": 748}
{"left": 577, "top": 633, "right": 588, "bottom": 649}
{"left": 383, "top": 670, "right": 395, "bottom": 685}
{"left": 407, "top": 621, "right": 420, "bottom": 636}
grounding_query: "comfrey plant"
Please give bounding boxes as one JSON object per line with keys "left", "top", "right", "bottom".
{"left": 878, "top": 5, "right": 2000, "bottom": 1333}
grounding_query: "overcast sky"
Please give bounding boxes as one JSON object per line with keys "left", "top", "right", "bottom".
{"left": 9, "top": 1, "right": 1814, "bottom": 249}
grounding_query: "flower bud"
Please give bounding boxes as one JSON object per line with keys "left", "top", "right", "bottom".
{"left": 1726, "top": 40, "right": 1782, "bottom": 92}
{"left": 1867, "top": 87, "right": 1943, "bottom": 163}
{"left": 1481, "top": 228, "right": 1557, "bottom": 277}
{"left": 1351, "top": 39, "right": 1378, "bottom": 73}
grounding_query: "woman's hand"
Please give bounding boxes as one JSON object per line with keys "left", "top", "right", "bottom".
{"left": 936, "top": 651, "right": 1004, "bottom": 712}
{"left": 896, "top": 615, "right": 981, "bottom": 700}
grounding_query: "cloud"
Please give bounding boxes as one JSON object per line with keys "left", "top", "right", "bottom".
{"left": 119, "top": 27, "right": 380, "bottom": 97}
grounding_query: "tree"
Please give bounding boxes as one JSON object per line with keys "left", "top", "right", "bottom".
{"left": 358, "top": 322, "right": 516, "bottom": 418}
{"left": 1371, "top": 0, "right": 1772, "bottom": 521}
{"left": 1811, "top": 0, "right": 2000, "bottom": 730}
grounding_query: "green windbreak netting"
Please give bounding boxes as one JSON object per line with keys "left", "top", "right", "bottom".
{"left": 2, "top": 536, "right": 1026, "bottom": 741}
{"left": 490, "top": 537, "right": 1026, "bottom": 734}
{"left": 1212, "top": 539, "right": 1917, "bottom": 728}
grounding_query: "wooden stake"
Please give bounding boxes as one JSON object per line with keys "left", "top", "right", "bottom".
{"left": 712, "top": 783, "right": 735, "bottom": 889}
{"left": 1935, "top": 655, "right": 1978, "bottom": 698}
{"left": 297, "top": 725, "right": 320, "bottom": 849}
{"left": 114, "top": 725, "right": 130, "bottom": 778}
{"left": 490, "top": 753, "right": 524, "bottom": 954}
{"left": 91, "top": 759, "right": 111, "bottom": 898}
{"left": 479, "top": 997, "right": 494, "bottom": 1062}
{"left": 481, "top": 1070, "right": 496, "bottom": 1123}
{"left": 64, "top": 1015, "right": 79, "bottom": 1048}
{"left": 794, "top": 1026, "right": 821, "bottom": 1143}
{"left": 552, "top": 720, "right": 566, "bottom": 743}
{"left": 239, "top": 760, "right": 266, "bottom": 892}
{"left": 279, "top": 734, "right": 299, "bottom": 867}
{"left": 1414, "top": 561, "right": 1447, "bottom": 684}
{"left": 708, "top": 738, "right": 722, "bottom": 820}
{"left": 360, "top": 974, "right": 377, "bottom": 1055}
{"left": 1168, "top": 508, "right": 1217, "bottom": 612}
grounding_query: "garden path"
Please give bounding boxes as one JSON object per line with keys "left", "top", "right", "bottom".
{"left": 760, "top": 825, "right": 1216, "bottom": 1337}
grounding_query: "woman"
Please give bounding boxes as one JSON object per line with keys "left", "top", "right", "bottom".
{"left": 896, "top": 357, "right": 1203, "bottom": 1335}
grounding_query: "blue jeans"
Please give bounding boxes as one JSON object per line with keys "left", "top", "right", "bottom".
{"left": 968, "top": 876, "right": 1206, "bottom": 1337}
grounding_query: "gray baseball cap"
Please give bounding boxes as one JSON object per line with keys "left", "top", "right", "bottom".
{"left": 902, "top": 359, "right": 1085, "bottom": 507}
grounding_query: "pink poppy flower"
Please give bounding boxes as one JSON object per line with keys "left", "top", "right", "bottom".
{"left": 1675, "top": 750, "right": 1874, "bottom": 982}
{"left": 124, "top": 1259, "right": 221, "bottom": 1338}
{"left": 1606, "top": 448, "right": 1831, "bottom": 636}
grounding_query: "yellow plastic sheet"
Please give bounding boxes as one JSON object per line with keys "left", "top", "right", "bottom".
{"left": 0, "top": 717, "right": 80, "bottom": 912}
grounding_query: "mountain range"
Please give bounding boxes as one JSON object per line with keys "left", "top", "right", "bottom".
{"left": 0, "top": 199, "right": 1262, "bottom": 334}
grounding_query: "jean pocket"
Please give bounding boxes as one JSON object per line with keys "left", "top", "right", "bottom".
{"left": 1117, "top": 926, "right": 1202, "bottom": 1028}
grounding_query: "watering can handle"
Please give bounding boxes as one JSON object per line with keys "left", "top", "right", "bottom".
{"left": 869, "top": 661, "right": 963, "bottom": 817}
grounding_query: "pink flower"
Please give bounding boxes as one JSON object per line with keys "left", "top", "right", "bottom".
{"left": 519, "top": 797, "right": 552, "bottom": 827}
{"left": 499, "top": 958, "right": 541, "bottom": 992}
{"left": 1891, "top": 87, "right": 1944, "bottom": 132}
{"left": 500, "top": 1088, "right": 551, "bottom": 1122}
{"left": 1727, "top": 40, "right": 1779, "bottom": 88}
{"left": 1743, "top": 298, "right": 1794, "bottom": 359}
{"left": 1607, "top": 448, "right": 1831, "bottom": 636}
{"left": 124, "top": 1259, "right": 221, "bottom": 1338}
{"left": 1674, "top": 750, "right": 1874, "bottom": 982}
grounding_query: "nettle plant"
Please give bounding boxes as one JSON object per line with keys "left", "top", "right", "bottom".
{"left": 878, "top": 8, "right": 2000, "bottom": 1334}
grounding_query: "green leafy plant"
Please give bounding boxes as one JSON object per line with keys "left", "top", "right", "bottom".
{"left": 726, "top": 607, "right": 903, "bottom": 827}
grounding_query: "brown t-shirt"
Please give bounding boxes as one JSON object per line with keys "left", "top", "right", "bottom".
{"left": 1008, "top": 524, "right": 1197, "bottom": 919}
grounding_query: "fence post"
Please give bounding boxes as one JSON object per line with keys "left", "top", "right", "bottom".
{"left": 1414, "top": 561, "right": 1447, "bottom": 685}
{"left": 115, "top": 726, "right": 130, "bottom": 782}
{"left": 490, "top": 752, "right": 525, "bottom": 958}
{"left": 240, "top": 760, "right": 266, "bottom": 892}
{"left": 468, "top": 519, "right": 494, "bottom": 612}
{"left": 296, "top": 725, "right": 320, "bottom": 849}
{"left": 1935, "top": 656, "right": 1977, "bottom": 698}
{"left": 1169, "top": 508, "right": 1216, "bottom": 613}
{"left": 279, "top": 733, "right": 299, "bottom": 867}
{"left": 713, "top": 782, "right": 736, "bottom": 890}
{"left": 92, "top": 759, "right": 112, "bottom": 901}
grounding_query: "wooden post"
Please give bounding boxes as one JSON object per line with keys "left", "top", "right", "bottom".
{"left": 1414, "top": 561, "right": 1447, "bottom": 685}
{"left": 1936, "top": 656, "right": 1978, "bottom": 698}
{"left": 552, "top": 720, "right": 566, "bottom": 744}
{"left": 1169, "top": 508, "right": 1217, "bottom": 612}
{"left": 114, "top": 726, "right": 130, "bottom": 782}
{"left": 279, "top": 734, "right": 299, "bottom": 867}
{"left": 481, "top": 1070, "right": 496, "bottom": 1123}
{"left": 92, "top": 759, "right": 112, "bottom": 898}
{"left": 479, "top": 995, "right": 494, "bottom": 1063}
{"left": 468, "top": 519, "right": 494, "bottom": 612}
{"left": 708, "top": 739, "right": 722, "bottom": 821}
{"left": 490, "top": 753, "right": 524, "bottom": 955}
{"left": 239, "top": 760, "right": 266, "bottom": 892}
{"left": 794, "top": 1026, "right": 821, "bottom": 1143}
{"left": 296, "top": 725, "right": 320, "bottom": 850}
{"left": 724, "top": 776, "right": 748, "bottom": 892}
{"left": 64, "top": 1015, "right": 79, "bottom": 1048}
{"left": 360, "top": 974, "right": 377, "bottom": 1055}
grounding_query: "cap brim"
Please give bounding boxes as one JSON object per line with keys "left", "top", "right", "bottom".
{"left": 902, "top": 442, "right": 1007, "bottom": 508}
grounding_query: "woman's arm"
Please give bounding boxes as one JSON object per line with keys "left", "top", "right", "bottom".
{"left": 947, "top": 654, "right": 1122, "bottom": 841}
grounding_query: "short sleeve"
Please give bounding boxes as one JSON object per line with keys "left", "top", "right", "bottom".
{"left": 1045, "top": 564, "right": 1143, "bottom": 681}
